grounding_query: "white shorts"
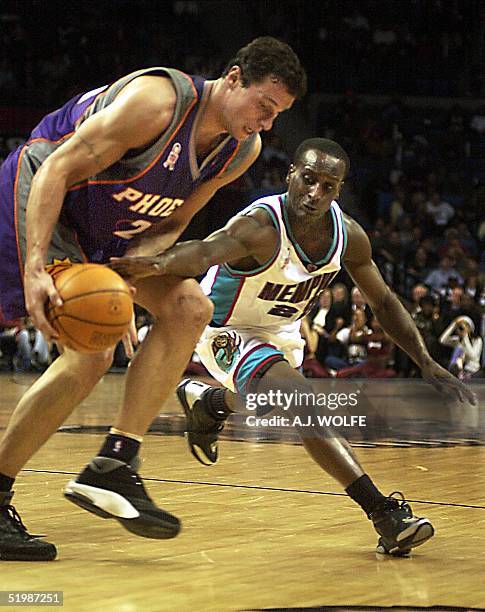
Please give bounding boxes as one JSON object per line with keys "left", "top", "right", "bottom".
{"left": 196, "top": 325, "right": 305, "bottom": 394}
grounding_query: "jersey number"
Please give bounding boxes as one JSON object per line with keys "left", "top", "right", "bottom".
{"left": 113, "top": 220, "right": 153, "bottom": 240}
{"left": 267, "top": 304, "right": 299, "bottom": 318}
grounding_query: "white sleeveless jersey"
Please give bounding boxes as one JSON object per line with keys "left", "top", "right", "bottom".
{"left": 200, "top": 193, "right": 348, "bottom": 333}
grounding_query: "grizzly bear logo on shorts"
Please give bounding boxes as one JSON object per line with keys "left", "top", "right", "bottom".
{"left": 211, "top": 332, "right": 241, "bottom": 372}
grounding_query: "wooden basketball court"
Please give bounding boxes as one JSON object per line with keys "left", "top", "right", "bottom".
{"left": 1, "top": 372, "right": 484, "bottom": 611}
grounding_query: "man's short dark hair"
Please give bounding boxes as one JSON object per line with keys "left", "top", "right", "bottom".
{"left": 294, "top": 138, "right": 351, "bottom": 176}
{"left": 222, "top": 37, "right": 307, "bottom": 99}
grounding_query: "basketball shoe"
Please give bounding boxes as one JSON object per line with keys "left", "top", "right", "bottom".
{"left": 370, "top": 492, "right": 434, "bottom": 556}
{"left": 0, "top": 491, "right": 57, "bottom": 561}
{"left": 177, "top": 379, "right": 226, "bottom": 466}
{"left": 64, "top": 456, "right": 180, "bottom": 539}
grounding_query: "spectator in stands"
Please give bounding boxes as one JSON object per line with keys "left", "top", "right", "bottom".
{"left": 336, "top": 317, "right": 396, "bottom": 378}
{"left": 405, "top": 246, "right": 431, "bottom": 288}
{"left": 326, "top": 283, "right": 352, "bottom": 329}
{"left": 463, "top": 274, "right": 481, "bottom": 303}
{"left": 310, "top": 289, "right": 333, "bottom": 335}
{"left": 439, "top": 315, "right": 483, "bottom": 378}
{"left": 425, "top": 191, "right": 455, "bottom": 230}
{"left": 350, "top": 286, "right": 372, "bottom": 321}
{"left": 13, "top": 318, "right": 51, "bottom": 372}
{"left": 408, "top": 283, "right": 429, "bottom": 316}
{"left": 333, "top": 309, "right": 370, "bottom": 371}
{"left": 388, "top": 187, "right": 406, "bottom": 226}
{"left": 0, "top": 321, "right": 20, "bottom": 371}
{"left": 440, "top": 286, "right": 466, "bottom": 325}
{"left": 413, "top": 295, "right": 442, "bottom": 363}
{"left": 425, "top": 256, "right": 464, "bottom": 293}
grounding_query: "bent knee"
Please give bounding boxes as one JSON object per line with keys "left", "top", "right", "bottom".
{"left": 158, "top": 281, "right": 213, "bottom": 328}
{"left": 65, "top": 347, "right": 113, "bottom": 382}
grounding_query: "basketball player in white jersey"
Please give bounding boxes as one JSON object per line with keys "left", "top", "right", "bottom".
{"left": 111, "top": 138, "right": 475, "bottom": 555}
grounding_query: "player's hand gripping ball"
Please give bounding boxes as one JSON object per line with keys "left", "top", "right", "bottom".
{"left": 45, "top": 263, "right": 134, "bottom": 352}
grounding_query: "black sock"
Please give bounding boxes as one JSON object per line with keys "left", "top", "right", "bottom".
{"left": 0, "top": 473, "right": 15, "bottom": 492}
{"left": 200, "top": 388, "right": 233, "bottom": 421}
{"left": 345, "top": 474, "right": 386, "bottom": 517}
{"left": 98, "top": 434, "right": 140, "bottom": 464}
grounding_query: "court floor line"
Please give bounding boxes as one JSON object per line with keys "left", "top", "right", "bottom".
{"left": 22, "top": 468, "right": 485, "bottom": 510}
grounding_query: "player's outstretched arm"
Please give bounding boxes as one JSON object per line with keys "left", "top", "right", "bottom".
{"left": 343, "top": 216, "right": 477, "bottom": 405}
{"left": 124, "top": 136, "right": 262, "bottom": 258}
{"left": 111, "top": 208, "right": 279, "bottom": 280}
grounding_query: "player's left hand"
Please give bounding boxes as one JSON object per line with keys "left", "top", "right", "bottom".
{"left": 421, "top": 360, "right": 477, "bottom": 405}
{"left": 109, "top": 256, "right": 162, "bottom": 281}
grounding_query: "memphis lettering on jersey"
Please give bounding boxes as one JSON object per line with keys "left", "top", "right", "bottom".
{"left": 113, "top": 187, "right": 184, "bottom": 218}
{"left": 258, "top": 272, "right": 334, "bottom": 305}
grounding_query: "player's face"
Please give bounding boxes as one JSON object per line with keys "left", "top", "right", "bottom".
{"left": 221, "top": 67, "right": 295, "bottom": 140}
{"left": 286, "top": 149, "right": 346, "bottom": 218}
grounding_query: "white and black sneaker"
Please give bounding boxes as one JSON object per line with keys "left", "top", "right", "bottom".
{"left": 370, "top": 492, "right": 434, "bottom": 556}
{"left": 64, "top": 456, "right": 180, "bottom": 539}
{"left": 177, "top": 379, "right": 225, "bottom": 466}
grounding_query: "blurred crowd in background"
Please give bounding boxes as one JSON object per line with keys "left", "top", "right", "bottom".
{"left": 1, "top": 0, "right": 483, "bottom": 379}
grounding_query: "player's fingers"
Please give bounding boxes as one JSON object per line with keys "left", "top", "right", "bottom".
{"left": 129, "top": 314, "right": 138, "bottom": 346}
{"left": 33, "top": 307, "right": 59, "bottom": 341}
{"left": 452, "top": 383, "right": 465, "bottom": 403}
{"left": 459, "top": 384, "right": 477, "bottom": 406}
{"left": 47, "top": 285, "right": 63, "bottom": 309}
{"left": 122, "top": 332, "right": 134, "bottom": 359}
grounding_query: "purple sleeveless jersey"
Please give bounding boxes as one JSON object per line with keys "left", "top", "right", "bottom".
{"left": 0, "top": 68, "right": 256, "bottom": 320}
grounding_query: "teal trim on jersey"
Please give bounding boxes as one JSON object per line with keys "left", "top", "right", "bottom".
{"left": 281, "top": 195, "right": 339, "bottom": 266}
{"left": 234, "top": 345, "right": 284, "bottom": 395}
{"left": 341, "top": 212, "right": 348, "bottom": 256}
{"left": 210, "top": 268, "right": 244, "bottom": 325}
{"left": 224, "top": 203, "right": 281, "bottom": 277}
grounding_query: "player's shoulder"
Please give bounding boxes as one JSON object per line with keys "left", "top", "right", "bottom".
{"left": 113, "top": 73, "right": 177, "bottom": 120}
{"left": 341, "top": 213, "right": 371, "bottom": 260}
{"left": 342, "top": 212, "right": 367, "bottom": 240}
{"left": 245, "top": 205, "right": 278, "bottom": 229}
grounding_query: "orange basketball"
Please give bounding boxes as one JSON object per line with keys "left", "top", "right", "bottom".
{"left": 46, "top": 263, "right": 133, "bottom": 353}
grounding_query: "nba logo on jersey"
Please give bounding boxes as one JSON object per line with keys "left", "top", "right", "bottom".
{"left": 163, "top": 142, "right": 182, "bottom": 171}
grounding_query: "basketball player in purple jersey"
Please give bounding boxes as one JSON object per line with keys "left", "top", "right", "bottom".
{"left": 112, "top": 139, "right": 476, "bottom": 556}
{"left": 0, "top": 38, "right": 306, "bottom": 560}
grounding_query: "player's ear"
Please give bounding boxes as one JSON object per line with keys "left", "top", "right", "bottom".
{"left": 336, "top": 180, "right": 344, "bottom": 197}
{"left": 226, "top": 66, "right": 241, "bottom": 87}
{"left": 286, "top": 164, "right": 295, "bottom": 183}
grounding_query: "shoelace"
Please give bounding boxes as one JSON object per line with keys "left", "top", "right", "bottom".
{"left": 1, "top": 504, "right": 32, "bottom": 536}
{"left": 386, "top": 491, "right": 411, "bottom": 513}
{"left": 370, "top": 491, "right": 409, "bottom": 520}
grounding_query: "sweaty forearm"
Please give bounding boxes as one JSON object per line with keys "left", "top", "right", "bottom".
{"left": 155, "top": 240, "right": 219, "bottom": 277}
{"left": 25, "top": 162, "right": 68, "bottom": 272}
{"left": 373, "top": 291, "right": 431, "bottom": 368}
{"left": 125, "top": 229, "right": 183, "bottom": 258}
{"left": 156, "top": 227, "right": 252, "bottom": 278}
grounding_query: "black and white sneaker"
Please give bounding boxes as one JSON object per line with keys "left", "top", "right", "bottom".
{"left": 0, "top": 491, "right": 57, "bottom": 561}
{"left": 64, "top": 456, "right": 180, "bottom": 539}
{"left": 177, "top": 379, "right": 225, "bottom": 466}
{"left": 370, "top": 492, "right": 434, "bottom": 556}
